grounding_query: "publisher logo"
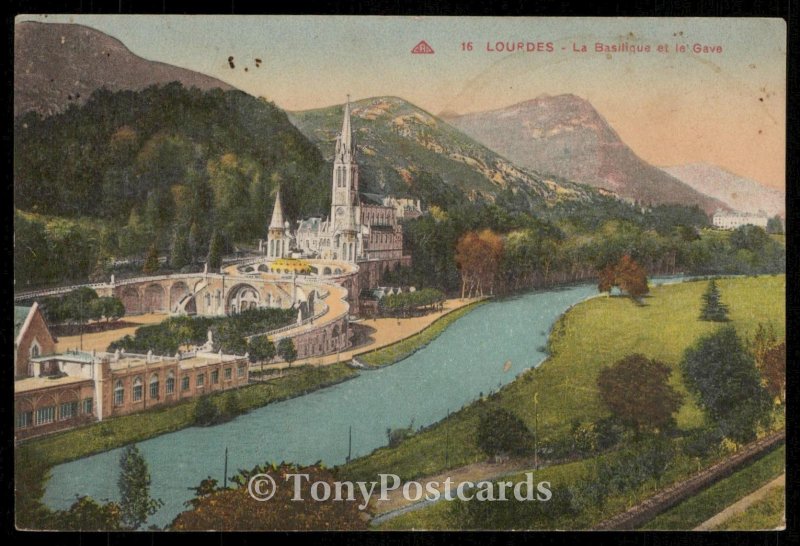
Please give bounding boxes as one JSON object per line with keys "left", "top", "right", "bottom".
{"left": 411, "top": 40, "right": 435, "bottom": 54}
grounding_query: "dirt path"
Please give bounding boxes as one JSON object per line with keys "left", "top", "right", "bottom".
{"left": 369, "top": 457, "right": 540, "bottom": 518}
{"left": 693, "top": 473, "right": 785, "bottom": 531}
{"left": 55, "top": 313, "right": 168, "bottom": 352}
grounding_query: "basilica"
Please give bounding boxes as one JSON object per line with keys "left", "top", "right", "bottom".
{"left": 265, "top": 98, "right": 410, "bottom": 264}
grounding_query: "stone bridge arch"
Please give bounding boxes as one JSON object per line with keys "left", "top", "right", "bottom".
{"left": 169, "top": 282, "right": 191, "bottom": 312}
{"left": 143, "top": 284, "right": 166, "bottom": 313}
{"left": 120, "top": 286, "right": 142, "bottom": 314}
{"left": 227, "top": 283, "right": 260, "bottom": 314}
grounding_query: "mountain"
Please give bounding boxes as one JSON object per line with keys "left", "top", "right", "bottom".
{"left": 288, "top": 97, "right": 594, "bottom": 211}
{"left": 15, "top": 21, "right": 234, "bottom": 118}
{"left": 661, "top": 163, "right": 784, "bottom": 218}
{"left": 444, "top": 94, "right": 727, "bottom": 215}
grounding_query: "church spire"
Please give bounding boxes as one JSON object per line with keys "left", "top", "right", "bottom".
{"left": 336, "top": 95, "right": 354, "bottom": 159}
{"left": 269, "top": 190, "right": 285, "bottom": 230}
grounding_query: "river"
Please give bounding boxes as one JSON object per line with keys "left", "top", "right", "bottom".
{"left": 42, "top": 279, "right": 684, "bottom": 527}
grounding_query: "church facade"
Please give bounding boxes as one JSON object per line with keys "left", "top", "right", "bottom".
{"left": 266, "top": 98, "right": 407, "bottom": 265}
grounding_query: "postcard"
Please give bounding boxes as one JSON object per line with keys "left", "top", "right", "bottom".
{"left": 13, "top": 15, "right": 786, "bottom": 531}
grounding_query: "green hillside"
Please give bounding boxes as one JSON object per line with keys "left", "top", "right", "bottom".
{"left": 15, "top": 83, "right": 330, "bottom": 246}
{"left": 288, "top": 97, "right": 593, "bottom": 211}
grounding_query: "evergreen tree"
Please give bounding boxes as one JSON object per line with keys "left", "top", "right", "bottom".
{"left": 699, "top": 279, "right": 729, "bottom": 322}
{"left": 117, "top": 444, "right": 163, "bottom": 530}
{"left": 207, "top": 231, "right": 223, "bottom": 270}
{"left": 142, "top": 244, "right": 160, "bottom": 274}
{"left": 170, "top": 226, "right": 191, "bottom": 270}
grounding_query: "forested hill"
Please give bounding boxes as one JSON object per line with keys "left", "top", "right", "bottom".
{"left": 14, "top": 83, "right": 331, "bottom": 252}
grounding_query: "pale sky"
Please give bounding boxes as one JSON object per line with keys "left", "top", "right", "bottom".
{"left": 17, "top": 15, "right": 786, "bottom": 189}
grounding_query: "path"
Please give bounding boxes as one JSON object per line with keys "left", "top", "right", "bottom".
{"left": 54, "top": 313, "right": 168, "bottom": 353}
{"left": 254, "top": 297, "right": 481, "bottom": 369}
{"left": 693, "top": 473, "right": 785, "bottom": 531}
{"left": 367, "top": 456, "right": 553, "bottom": 527}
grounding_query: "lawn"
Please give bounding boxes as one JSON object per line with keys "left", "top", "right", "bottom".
{"left": 340, "top": 275, "right": 785, "bottom": 484}
{"left": 713, "top": 484, "right": 785, "bottom": 530}
{"left": 641, "top": 444, "right": 785, "bottom": 530}
{"left": 358, "top": 300, "right": 487, "bottom": 367}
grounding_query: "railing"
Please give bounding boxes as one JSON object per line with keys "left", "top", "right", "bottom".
{"left": 244, "top": 300, "right": 330, "bottom": 341}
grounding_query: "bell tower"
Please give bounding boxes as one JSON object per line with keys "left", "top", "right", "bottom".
{"left": 331, "top": 96, "right": 361, "bottom": 262}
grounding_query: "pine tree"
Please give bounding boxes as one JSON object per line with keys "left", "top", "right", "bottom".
{"left": 117, "top": 444, "right": 163, "bottom": 529}
{"left": 142, "top": 244, "right": 159, "bottom": 275}
{"left": 170, "top": 227, "right": 191, "bottom": 270}
{"left": 699, "top": 279, "right": 729, "bottom": 322}
{"left": 207, "top": 231, "right": 223, "bottom": 270}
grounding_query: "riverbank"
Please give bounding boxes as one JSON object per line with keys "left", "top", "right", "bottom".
{"left": 17, "top": 363, "right": 357, "bottom": 473}
{"left": 337, "top": 275, "right": 785, "bottom": 527}
{"left": 357, "top": 300, "right": 488, "bottom": 367}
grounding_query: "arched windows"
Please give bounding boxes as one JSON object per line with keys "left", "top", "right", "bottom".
{"left": 114, "top": 380, "right": 124, "bottom": 406}
{"left": 132, "top": 376, "right": 143, "bottom": 402}
{"left": 149, "top": 374, "right": 159, "bottom": 400}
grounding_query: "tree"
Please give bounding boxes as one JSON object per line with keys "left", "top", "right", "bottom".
{"left": 455, "top": 229, "right": 504, "bottom": 298}
{"left": 170, "top": 226, "right": 192, "bottom": 270}
{"left": 170, "top": 463, "right": 368, "bottom": 530}
{"left": 597, "top": 255, "right": 649, "bottom": 299}
{"left": 277, "top": 338, "right": 298, "bottom": 367}
{"left": 91, "top": 296, "right": 126, "bottom": 323}
{"left": 248, "top": 335, "right": 276, "bottom": 375}
{"left": 142, "top": 244, "right": 160, "bottom": 274}
{"left": 207, "top": 230, "right": 223, "bottom": 270}
{"left": 699, "top": 279, "right": 729, "bottom": 322}
{"left": 194, "top": 395, "right": 220, "bottom": 426}
{"left": 766, "top": 215, "right": 784, "bottom": 235}
{"left": 117, "top": 444, "right": 163, "bottom": 529}
{"left": 597, "top": 354, "right": 683, "bottom": 434}
{"left": 759, "top": 341, "right": 786, "bottom": 404}
{"left": 476, "top": 407, "right": 534, "bottom": 459}
{"left": 50, "top": 496, "right": 123, "bottom": 531}
{"left": 681, "top": 326, "right": 772, "bottom": 444}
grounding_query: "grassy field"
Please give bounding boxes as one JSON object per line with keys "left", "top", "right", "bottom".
{"left": 358, "top": 300, "right": 487, "bottom": 367}
{"left": 713, "top": 484, "right": 785, "bottom": 530}
{"left": 641, "top": 444, "right": 785, "bottom": 530}
{"left": 340, "top": 275, "right": 785, "bottom": 484}
{"left": 18, "top": 363, "right": 357, "bottom": 468}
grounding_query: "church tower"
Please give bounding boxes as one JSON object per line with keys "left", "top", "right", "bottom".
{"left": 331, "top": 96, "right": 361, "bottom": 262}
{"left": 267, "top": 190, "right": 288, "bottom": 259}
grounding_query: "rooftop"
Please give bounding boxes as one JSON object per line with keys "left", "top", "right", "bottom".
{"left": 15, "top": 373, "right": 92, "bottom": 394}
{"left": 14, "top": 305, "right": 32, "bottom": 339}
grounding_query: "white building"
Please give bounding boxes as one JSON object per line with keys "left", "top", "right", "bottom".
{"left": 712, "top": 209, "right": 769, "bottom": 230}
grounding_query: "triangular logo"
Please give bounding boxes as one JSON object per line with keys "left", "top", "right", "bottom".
{"left": 411, "top": 40, "right": 435, "bottom": 54}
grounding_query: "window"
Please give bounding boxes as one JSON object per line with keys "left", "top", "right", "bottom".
{"left": 30, "top": 344, "right": 40, "bottom": 358}
{"left": 237, "top": 365, "right": 246, "bottom": 378}
{"left": 35, "top": 406, "right": 55, "bottom": 426}
{"left": 60, "top": 401, "right": 78, "bottom": 420}
{"left": 224, "top": 367, "right": 232, "bottom": 380}
{"left": 166, "top": 374, "right": 175, "bottom": 394}
{"left": 182, "top": 376, "right": 190, "bottom": 391}
{"left": 211, "top": 370, "right": 219, "bottom": 384}
{"left": 149, "top": 374, "right": 159, "bottom": 400}
{"left": 16, "top": 411, "right": 32, "bottom": 429}
{"left": 83, "top": 398, "right": 93, "bottom": 414}
{"left": 114, "top": 380, "right": 124, "bottom": 406}
{"left": 132, "top": 377, "right": 143, "bottom": 402}
{"left": 196, "top": 373, "right": 205, "bottom": 387}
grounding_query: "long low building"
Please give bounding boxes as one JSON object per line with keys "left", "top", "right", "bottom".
{"left": 13, "top": 305, "right": 249, "bottom": 441}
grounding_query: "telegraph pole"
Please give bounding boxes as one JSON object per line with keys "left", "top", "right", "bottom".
{"left": 533, "top": 392, "right": 539, "bottom": 470}
{"left": 346, "top": 425, "right": 352, "bottom": 463}
{"left": 223, "top": 446, "right": 229, "bottom": 489}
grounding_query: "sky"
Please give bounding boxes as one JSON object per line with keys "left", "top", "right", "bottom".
{"left": 17, "top": 15, "right": 786, "bottom": 190}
